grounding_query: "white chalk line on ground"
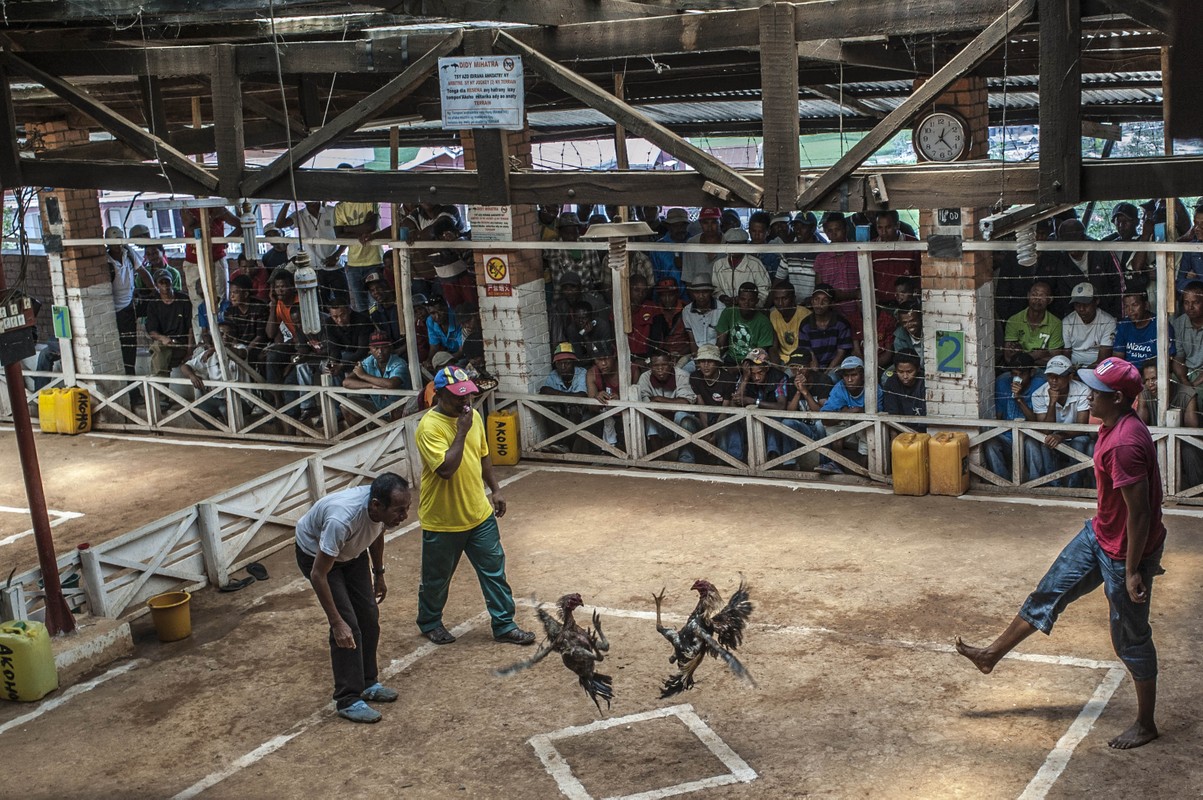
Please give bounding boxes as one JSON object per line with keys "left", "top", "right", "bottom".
{"left": 0, "top": 658, "right": 144, "bottom": 737}
{"left": 170, "top": 612, "right": 489, "bottom": 800}
{"left": 1018, "top": 667, "right": 1127, "bottom": 800}
{"left": 957, "top": 493, "right": 1203, "bottom": 519}
{"left": 519, "top": 464, "right": 896, "bottom": 495}
{"left": 529, "top": 704, "right": 756, "bottom": 800}
{"left": 0, "top": 426, "right": 321, "bottom": 452}
{"left": 0, "top": 506, "right": 84, "bottom": 547}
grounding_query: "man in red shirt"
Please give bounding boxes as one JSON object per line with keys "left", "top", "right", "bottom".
{"left": 956, "top": 357, "right": 1165, "bottom": 750}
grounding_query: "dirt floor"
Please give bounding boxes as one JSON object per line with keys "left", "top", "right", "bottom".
{"left": 0, "top": 428, "right": 313, "bottom": 573}
{"left": 3, "top": 467, "right": 1202, "bottom": 799}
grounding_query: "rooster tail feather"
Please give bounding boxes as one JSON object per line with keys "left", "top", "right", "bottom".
{"left": 580, "top": 671, "right": 614, "bottom": 711}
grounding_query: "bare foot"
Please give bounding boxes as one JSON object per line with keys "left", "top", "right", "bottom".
{"left": 1108, "top": 721, "right": 1159, "bottom": 750}
{"left": 955, "top": 635, "right": 997, "bottom": 675}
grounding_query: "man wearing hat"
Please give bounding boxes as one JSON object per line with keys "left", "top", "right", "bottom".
{"left": 1027, "top": 354, "right": 1092, "bottom": 487}
{"left": 816, "top": 355, "right": 882, "bottom": 470}
{"left": 679, "top": 207, "right": 725, "bottom": 290}
{"left": 734, "top": 347, "right": 789, "bottom": 459}
{"left": 363, "top": 270, "right": 402, "bottom": 350}
{"left": 1062, "top": 281, "right": 1116, "bottom": 367}
{"left": 688, "top": 343, "right": 742, "bottom": 458}
{"left": 650, "top": 208, "right": 692, "bottom": 291}
{"left": 342, "top": 329, "right": 410, "bottom": 425}
{"left": 958, "top": 356, "right": 1167, "bottom": 750}
{"left": 711, "top": 228, "right": 770, "bottom": 307}
{"left": 638, "top": 278, "right": 689, "bottom": 358}
{"left": 1047, "top": 219, "right": 1123, "bottom": 319}
{"left": 105, "top": 225, "right": 154, "bottom": 378}
{"left": 778, "top": 211, "right": 826, "bottom": 292}
{"left": 261, "top": 225, "right": 291, "bottom": 272}
{"left": 333, "top": 187, "right": 385, "bottom": 314}
{"left": 1102, "top": 201, "right": 1151, "bottom": 294}
{"left": 143, "top": 268, "right": 194, "bottom": 379}
{"left": 682, "top": 274, "right": 725, "bottom": 358}
{"left": 415, "top": 366, "right": 535, "bottom": 647}
{"left": 546, "top": 211, "right": 605, "bottom": 295}
{"left": 541, "top": 342, "right": 588, "bottom": 398}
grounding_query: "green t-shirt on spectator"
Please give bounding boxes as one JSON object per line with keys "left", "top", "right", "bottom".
{"left": 717, "top": 307, "right": 773, "bottom": 362}
{"left": 1004, "top": 309, "right": 1064, "bottom": 353}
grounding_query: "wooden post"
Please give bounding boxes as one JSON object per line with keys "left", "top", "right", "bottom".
{"left": 1037, "top": 0, "right": 1081, "bottom": 206}
{"left": 210, "top": 44, "right": 245, "bottom": 200}
{"left": 390, "top": 126, "right": 407, "bottom": 343}
{"left": 306, "top": 455, "right": 326, "bottom": 499}
{"left": 857, "top": 251, "right": 882, "bottom": 475}
{"left": 79, "top": 547, "right": 109, "bottom": 618}
{"left": 465, "top": 30, "right": 512, "bottom": 206}
{"left": 195, "top": 208, "right": 232, "bottom": 383}
{"left": 613, "top": 72, "right": 631, "bottom": 221}
{"left": 397, "top": 247, "right": 422, "bottom": 391}
{"left": 196, "top": 502, "right": 230, "bottom": 587}
{"left": 609, "top": 238, "right": 633, "bottom": 400}
{"left": 759, "top": 2, "right": 800, "bottom": 212}
{"left": 1162, "top": 46, "right": 1178, "bottom": 313}
{"left": 1155, "top": 251, "right": 1170, "bottom": 428}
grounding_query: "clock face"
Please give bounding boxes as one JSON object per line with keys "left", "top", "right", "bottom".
{"left": 915, "top": 112, "right": 968, "bottom": 162}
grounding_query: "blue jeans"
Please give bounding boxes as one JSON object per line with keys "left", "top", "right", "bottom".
{"left": 1028, "top": 434, "right": 1094, "bottom": 488}
{"left": 1020, "top": 522, "right": 1163, "bottom": 681}
{"left": 782, "top": 418, "right": 830, "bottom": 467}
{"left": 345, "top": 264, "right": 383, "bottom": 314}
{"left": 984, "top": 431, "right": 1042, "bottom": 482}
{"left": 646, "top": 410, "right": 699, "bottom": 463}
{"left": 32, "top": 341, "right": 61, "bottom": 392}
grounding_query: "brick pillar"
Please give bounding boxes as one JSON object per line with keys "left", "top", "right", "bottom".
{"left": 461, "top": 127, "right": 550, "bottom": 392}
{"left": 914, "top": 76, "right": 993, "bottom": 419}
{"left": 29, "top": 120, "right": 122, "bottom": 378}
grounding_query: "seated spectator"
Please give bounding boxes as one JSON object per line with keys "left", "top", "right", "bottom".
{"left": 768, "top": 279, "right": 810, "bottom": 363}
{"left": 681, "top": 207, "right": 724, "bottom": 290}
{"left": 882, "top": 350, "right": 926, "bottom": 421}
{"left": 637, "top": 352, "right": 699, "bottom": 463}
{"left": 539, "top": 342, "right": 589, "bottom": 452}
{"left": 798, "top": 283, "right": 853, "bottom": 374}
{"left": 642, "top": 279, "right": 690, "bottom": 359}
{"left": 817, "top": 356, "right": 882, "bottom": 472}
{"left": 1172, "top": 281, "right": 1203, "bottom": 397}
{"left": 551, "top": 271, "right": 608, "bottom": 347}
{"left": 682, "top": 274, "right": 725, "bottom": 359}
{"left": 689, "top": 343, "right": 742, "bottom": 461}
{"left": 264, "top": 269, "right": 320, "bottom": 421}
{"left": 1114, "top": 289, "right": 1179, "bottom": 373}
{"left": 781, "top": 211, "right": 827, "bottom": 283}
{"left": 1003, "top": 280, "right": 1063, "bottom": 366}
{"left": 748, "top": 211, "right": 780, "bottom": 277}
{"left": 410, "top": 292, "right": 431, "bottom": 368}
{"left": 650, "top": 207, "right": 691, "bottom": 290}
{"left": 341, "top": 330, "right": 410, "bottom": 426}
{"left": 181, "top": 321, "right": 245, "bottom": 428}
{"left": 1028, "top": 355, "right": 1092, "bottom": 488}
{"left": 1102, "top": 202, "right": 1151, "bottom": 295}
{"left": 628, "top": 273, "right": 654, "bottom": 362}
{"left": 732, "top": 347, "right": 789, "bottom": 460}
{"left": 782, "top": 349, "right": 836, "bottom": 472}
{"left": 1062, "top": 282, "right": 1116, "bottom": 368}
{"left": 145, "top": 269, "right": 193, "bottom": 379}
{"left": 322, "top": 299, "right": 372, "bottom": 385}
{"left": 547, "top": 212, "right": 606, "bottom": 294}
{"left": 1048, "top": 219, "right": 1123, "bottom": 319}
{"left": 566, "top": 299, "right": 615, "bottom": 366}
{"left": 364, "top": 270, "right": 403, "bottom": 350}
{"left": 871, "top": 210, "right": 921, "bottom": 308}
{"left": 983, "top": 352, "right": 1047, "bottom": 481}
{"left": 711, "top": 228, "right": 770, "bottom": 307}
{"left": 1175, "top": 205, "right": 1203, "bottom": 295}
{"left": 892, "top": 303, "right": 924, "bottom": 364}
{"left": 716, "top": 282, "right": 773, "bottom": 364}
{"left": 425, "top": 295, "right": 463, "bottom": 363}
{"left": 228, "top": 251, "right": 271, "bottom": 307}
{"left": 223, "top": 274, "right": 269, "bottom": 371}
{"left": 585, "top": 343, "right": 632, "bottom": 448}
{"left": 261, "top": 225, "right": 291, "bottom": 275}
{"left": 812, "top": 212, "right": 861, "bottom": 333}
{"left": 1137, "top": 359, "right": 1203, "bottom": 488}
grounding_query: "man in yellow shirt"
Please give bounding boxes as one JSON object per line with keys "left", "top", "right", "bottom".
{"left": 333, "top": 164, "right": 387, "bottom": 314}
{"left": 415, "top": 366, "right": 535, "bottom": 646}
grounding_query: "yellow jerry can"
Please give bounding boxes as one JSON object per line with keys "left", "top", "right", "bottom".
{"left": 891, "top": 432, "right": 931, "bottom": 496}
{"left": 487, "top": 409, "right": 521, "bottom": 466}
{"left": 37, "top": 389, "right": 61, "bottom": 433}
{"left": 930, "top": 431, "right": 971, "bottom": 496}
{"left": 55, "top": 387, "right": 92, "bottom": 435}
{"left": 0, "top": 620, "right": 59, "bottom": 702}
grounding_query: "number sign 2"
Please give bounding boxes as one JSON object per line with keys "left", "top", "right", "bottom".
{"left": 936, "top": 330, "right": 965, "bottom": 374}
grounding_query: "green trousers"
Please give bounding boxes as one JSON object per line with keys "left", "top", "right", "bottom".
{"left": 417, "top": 514, "right": 518, "bottom": 637}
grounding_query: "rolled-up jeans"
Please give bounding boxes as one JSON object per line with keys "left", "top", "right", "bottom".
{"left": 1019, "top": 521, "right": 1163, "bottom": 681}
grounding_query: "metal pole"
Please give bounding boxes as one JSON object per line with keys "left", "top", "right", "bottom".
{"left": 0, "top": 250, "right": 75, "bottom": 634}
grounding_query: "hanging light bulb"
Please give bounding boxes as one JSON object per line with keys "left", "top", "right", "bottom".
{"left": 1016, "top": 224, "right": 1037, "bottom": 268}
{"left": 293, "top": 252, "right": 322, "bottom": 335}
{"left": 240, "top": 201, "right": 259, "bottom": 258}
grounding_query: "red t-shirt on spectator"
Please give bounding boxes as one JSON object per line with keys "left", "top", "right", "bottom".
{"left": 1092, "top": 411, "right": 1165, "bottom": 559}
{"left": 185, "top": 217, "right": 231, "bottom": 264}
{"left": 871, "top": 234, "right": 920, "bottom": 306}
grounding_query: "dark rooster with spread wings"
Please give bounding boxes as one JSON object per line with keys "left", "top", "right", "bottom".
{"left": 653, "top": 578, "right": 755, "bottom": 697}
{"left": 493, "top": 593, "right": 613, "bottom": 712}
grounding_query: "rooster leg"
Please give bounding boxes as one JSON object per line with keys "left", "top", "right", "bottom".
{"left": 492, "top": 642, "right": 553, "bottom": 678}
{"left": 591, "top": 611, "right": 610, "bottom": 655}
{"left": 652, "top": 587, "right": 667, "bottom": 629}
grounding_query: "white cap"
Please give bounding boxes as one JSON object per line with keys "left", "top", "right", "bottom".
{"left": 1045, "top": 354, "right": 1073, "bottom": 375}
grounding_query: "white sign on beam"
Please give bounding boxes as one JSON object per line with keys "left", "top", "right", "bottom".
{"left": 439, "top": 56, "right": 524, "bottom": 131}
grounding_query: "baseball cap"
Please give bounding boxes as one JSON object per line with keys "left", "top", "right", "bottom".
{"left": 128, "top": 224, "right": 150, "bottom": 238}
{"left": 812, "top": 282, "right": 837, "bottom": 299}
{"left": 552, "top": 342, "right": 578, "bottom": 363}
{"left": 1111, "top": 202, "right": 1139, "bottom": 222}
{"left": 1044, "top": 354, "right": 1073, "bottom": 375}
{"left": 699, "top": 207, "right": 722, "bottom": 221}
{"left": 363, "top": 271, "right": 385, "bottom": 286}
{"left": 433, "top": 365, "right": 479, "bottom": 396}
{"left": 412, "top": 292, "right": 429, "bottom": 307}
{"left": 1070, "top": 282, "right": 1095, "bottom": 303}
{"left": 744, "top": 347, "right": 770, "bottom": 366}
{"left": 153, "top": 269, "right": 173, "bottom": 285}
{"left": 368, "top": 330, "right": 391, "bottom": 347}
{"left": 787, "top": 352, "right": 812, "bottom": 367}
{"left": 770, "top": 213, "right": 791, "bottom": 226}
{"left": 655, "top": 278, "right": 678, "bottom": 292}
{"left": 665, "top": 208, "right": 689, "bottom": 225}
{"left": 737, "top": 281, "right": 760, "bottom": 295}
{"left": 838, "top": 355, "right": 865, "bottom": 371}
{"left": 792, "top": 211, "right": 818, "bottom": 227}
{"left": 557, "top": 212, "right": 582, "bottom": 228}
{"left": 104, "top": 225, "right": 124, "bottom": 240}
{"left": 559, "top": 271, "right": 582, "bottom": 287}
{"left": 431, "top": 351, "right": 456, "bottom": 369}
{"left": 1077, "top": 356, "right": 1142, "bottom": 400}
{"left": 695, "top": 344, "right": 723, "bottom": 363}
{"left": 689, "top": 274, "right": 716, "bottom": 291}
{"left": 722, "top": 228, "right": 750, "bottom": 244}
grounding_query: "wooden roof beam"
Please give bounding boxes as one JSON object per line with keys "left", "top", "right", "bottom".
{"left": 389, "top": 0, "right": 666, "bottom": 24}
{"left": 494, "top": 28, "right": 763, "bottom": 206}
{"left": 797, "top": 39, "right": 923, "bottom": 74}
{"left": 795, "top": 0, "right": 1035, "bottom": 210}
{"left": 241, "top": 29, "right": 462, "bottom": 198}
{"left": 1094, "top": 0, "right": 1171, "bottom": 34}
{"left": 0, "top": 48, "right": 219, "bottom": 191}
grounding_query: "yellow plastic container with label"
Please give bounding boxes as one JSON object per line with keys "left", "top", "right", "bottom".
{"left": 37, "top": 389, "right": 61, "bottom": 433}
{"left": 55, "top": 387, "right": 92, "bottom": 435}
{"left": 0, "top": 619, "right": 59, "bottom": 702}
{"left": 487, "top": 409, "right": 521, "bottom": 466}
{"left": 891, "top": 432, "right": 931, "bottom": 496}
{"left": 930, "top": 431, "right": 971, "bottom": 496}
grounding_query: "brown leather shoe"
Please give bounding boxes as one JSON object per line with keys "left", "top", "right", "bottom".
{"left": 422, "top": 624, "right": 456, "bottom": 645}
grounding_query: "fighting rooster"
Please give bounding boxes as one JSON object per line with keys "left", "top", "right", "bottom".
{"left": 653, "top": 578, "right": 755, "bottom": 697}
{"left": 493, "top": 593, "right": 614, "bottom": 712}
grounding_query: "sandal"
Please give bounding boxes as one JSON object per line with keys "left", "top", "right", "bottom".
{"left": 219, "top": 576, "right": 255, "bottom": 593}
{"left": 422, "top": 624, "right": 456, "bottom": 645}
{"left": 246, "top": 562, "right": 269, "bottom": 581}
{"left": 494, "top": 628, "right": 536, "bottom": 646}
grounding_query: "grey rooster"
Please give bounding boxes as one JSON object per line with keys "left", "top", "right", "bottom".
{"left": 493, "top": 593, "right": 614, "bottom": 712}
{"left": 653, "top": 578, "right": 755, "bottom": 697}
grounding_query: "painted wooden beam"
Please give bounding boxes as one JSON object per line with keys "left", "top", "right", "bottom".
{"left": 210, "top": 45, "right": 246, "bottom": 199}
{"left": 1038, "top": 0, "right": 1082, "bottom": 206}
{"left": 759, "top": 3, "right": 800, "bottom": 212}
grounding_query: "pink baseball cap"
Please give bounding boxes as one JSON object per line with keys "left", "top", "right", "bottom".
{"left": 433, "top": 366, "right": 479, "bottom": 396}
{"left": 1077, "top": 357, "right": 1142, "bottom": 400}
